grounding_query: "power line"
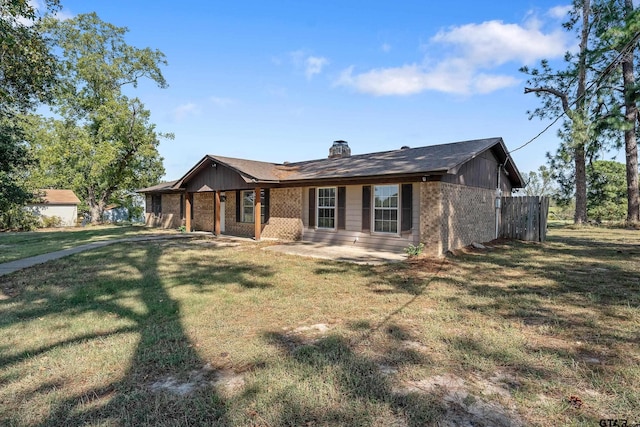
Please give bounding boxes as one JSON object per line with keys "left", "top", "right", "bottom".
{"left": 509, "top": 112, "right": 567, "bottom": 154}
{"left": 510, "top": 29, "right": 640, "bottom": 155}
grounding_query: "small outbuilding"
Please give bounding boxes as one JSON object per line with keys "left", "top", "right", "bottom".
{"left": 27, "top": 189, "right": 81, "bottom": 227}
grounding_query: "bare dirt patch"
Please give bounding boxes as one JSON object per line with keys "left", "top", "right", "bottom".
{"left": 393, "top": 372, "right": 523, "bottom": 427}
{"left": 149, "top": 363, "right": 245, "bottom": 397}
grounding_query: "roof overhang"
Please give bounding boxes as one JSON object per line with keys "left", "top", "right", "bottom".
{"left": 446, "top": 138, "right": 524, "bottom": 188}
{"left": 172, "top": 155, "right": 274, "bottom": 190}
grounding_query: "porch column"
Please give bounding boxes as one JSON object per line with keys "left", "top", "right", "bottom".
{"left": 185, "top": 192, "right": 192, "bottom": 232}
{"left": 254, "top": 186, "right": 261, "bottom": 241}
{"left": 214, "top": 191, "right": 221, "bottom": 235}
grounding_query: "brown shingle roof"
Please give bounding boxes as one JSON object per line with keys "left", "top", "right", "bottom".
{"left": 36, "top": 189, "right": 80, "bottom": 205}
{"left": 151, "top": 138, "right": 523, "bottom": 193}
{"left": 137, "top": 180, "right": 179, "bottom": 193}
{"left": 210, "top": 156, "right": 282, "bottom": 182}
{"left": 205, "top": 137, "right": 523, "bottom": 186}
{"left": 280, "top": 138, "right": 505, "bottom": 181}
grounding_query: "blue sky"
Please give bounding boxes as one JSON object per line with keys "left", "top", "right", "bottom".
{"left": 49, "top": 0, "right": 624, "bottom": 181}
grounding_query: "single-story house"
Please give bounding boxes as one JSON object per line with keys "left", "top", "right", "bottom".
{"left": 27, "top": 189, "right": 81, "bottom": 227}
{"left": 138, "top": 138, "right": 523, "bottom": 256}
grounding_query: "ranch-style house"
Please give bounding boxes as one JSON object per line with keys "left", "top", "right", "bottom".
{"left": 138, "top": 138, "right": 524, "bottom": 256}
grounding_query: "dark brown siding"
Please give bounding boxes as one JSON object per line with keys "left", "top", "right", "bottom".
{"left": 442, "top": 150, "right": 512, "bottom": 190}
{"left": 185, "top": 162, "right": 255, "bottom": 192}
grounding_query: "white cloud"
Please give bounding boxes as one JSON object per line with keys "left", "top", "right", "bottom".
{"left": 336, "top": 11, "right": 571, "bottom": 96}
{"left": 210, "top": 97, "right": 235, "bottom": 107}
{"left": 172, "top": 103, "right": 199, "bottom": 121}
{"left": 305, "top": 56, "right": 329, "bottom": 79}
{"left": 18, "top": 0, "right": 74, "bottom": 24}
{"left": 548, "top": 5, "right": 572, "bottom": 19}
{"left": 336, "top": 65, "right": 452, "bottom": 96}
{"left": 472, "top": 73, "right": 521, "bottom": 94}
{"left": 431, "top": 19, "right": 568, "bottom": 65}
{"left": 290, "top": 51, "right": 329, "bottom": 80}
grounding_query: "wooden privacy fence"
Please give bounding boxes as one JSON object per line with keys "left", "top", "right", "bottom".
{"left": 500, "top": 196, "right": 550, "bottom": 242}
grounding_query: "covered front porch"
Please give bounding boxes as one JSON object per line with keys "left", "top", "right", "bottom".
{"left": 184, "top": 186, "right": 266, "bottom": 240}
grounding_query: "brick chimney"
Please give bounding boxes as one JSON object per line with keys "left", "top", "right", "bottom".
{"left": 329, "top": 140, "right": 351, "bottom": 159}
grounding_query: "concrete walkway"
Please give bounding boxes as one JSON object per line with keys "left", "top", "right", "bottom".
{"left": 264, "top": 241, "right": 407, "bottom": 265}
{"left": 0, "top": 233, "right": 407, "bottom": 277}
{"left": 0, "top": 234, "right": 194, "bottom": 277}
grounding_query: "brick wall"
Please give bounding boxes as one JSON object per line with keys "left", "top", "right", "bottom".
{"left": 262, "top": 187, "right": 303, "bottom": 240}
{"left": 224, "top": 190, "right": 256, "bottom": 238}
{"left": 193, "top": 192, "right": 214, "bottom": 231}
{"left": 420, "top": 182, "right": 496, "bottom": 256}
{"left": 144, "top": 193, "right": 182, "bottom": 229}
{"left": 419, "top": 182, "right": 444, "bottom": 256}
{"left": 223, "top": 189, "right": 303, "bottom": 240}
{"left": 440, "top": 182, "right": 495, "bottom": 253}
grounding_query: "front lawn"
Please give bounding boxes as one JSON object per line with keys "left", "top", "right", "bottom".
{"left": 0, "top": 225, "right": 176, "bottom": 263}
{"left": 0, "top": 226, "right": 638, "bottom": 426}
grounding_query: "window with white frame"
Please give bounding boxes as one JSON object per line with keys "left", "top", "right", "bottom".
{"left": 241, "top": 190, "right": 254, "bottom": 223}
{"left": 373, "top": 184, "right": 399, "bottom": 233}
{"left": 317, "top": 187, "right": 336, "bottom": 229}
{"left": 241, "top": 190, "right": 266, "bottom": 223}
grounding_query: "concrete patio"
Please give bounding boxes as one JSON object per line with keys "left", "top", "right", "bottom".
{"left": 263, "top": 241, "right": 407, "bottom": 265}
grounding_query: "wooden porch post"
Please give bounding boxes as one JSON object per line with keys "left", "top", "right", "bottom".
{"left": 214, "top": 191, "right": 221, "bottom": 235}
{"left": 254, "top": 187, "right": 261, "bottom": 241}
{"left": 185, "top": 192, "right": 192, "bottom": 232}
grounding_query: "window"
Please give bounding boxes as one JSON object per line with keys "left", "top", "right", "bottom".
{"left": 373, "top": 185, "right": 399, "bottom": 233}
{"left": 151, "top": 194, "right": 162, "bottom": 216}
{"left": 241, "top": 190, "right": 254, "bottom": 223}
{"left": 317, "top": 187, "right": 336, "bottom": 229}
{"left": 240, "top": 190, "right": 267, "bottom": 223}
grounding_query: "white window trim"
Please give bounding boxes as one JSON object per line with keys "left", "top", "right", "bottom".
{"left": 316, "top": 186, "right": 337, "bottom": 230}
{"left": 371, "top": 184, "right": 400, "bottom": 235}
{"left": 241, "top": 190, "right": 254, "bottom": 223}
{"left": 241, "top": 190, "right": 266, "bottom": 224}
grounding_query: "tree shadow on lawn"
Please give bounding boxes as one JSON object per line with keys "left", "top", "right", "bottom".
{"left": 257, "top": 328, "right": 446, "bottom": 426}
{"left": 458, "top": 235, "right": 639, "bottom": 329}
{"left": 313, "top": 256, "right": 450, "bottom": 296}
{"left": 0, "top": 225, "right": 157, "bottom": 263}
{"left": 308, "top": 232, "right": 639, "bottom": 424}
{"left": 431, "top": 235, "right": 640, "bottom": 423}
{"left": 0, "top": 240, "right": 275, "bottom": 426}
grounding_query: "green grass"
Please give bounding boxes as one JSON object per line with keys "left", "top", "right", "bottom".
{"left": 0, "top": 226, "right": 639, "bottom": 426}
{"left": 0, "top": 224, "right": 176, "bottom": 263}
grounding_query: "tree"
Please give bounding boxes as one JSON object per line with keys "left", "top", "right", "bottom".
{"left": 0, "top": 0, "right": 59, "bottom": 110}
{"left": 590, "top": 0, "right": 640, "bottom": 223}
{"left": 35, "top": 13, "right": 170, "bottom": 222}
{"left": 587, "top": 160, "right": 628, "bottom": 220}
{"left": 518, "top": 166, "right": 555, "bottom": 197}
{"left": 523, "top": 0, "right": 593, "bottom": 224}
{"left": 0, "top": 0, "right": 59, "bottom": 218}
{"left": 0, "top": 116, "right": 34, "bottom": 213}
{"left": 620, "top": 0, "right": 639, "bottom": 223}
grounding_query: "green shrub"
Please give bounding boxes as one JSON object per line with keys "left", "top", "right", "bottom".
{"left": 41, "top": 215, "right": 63, "bottom": 228}
{"left": 404, "top": 243, "right": 425, "bottom": 257}
{"left": 0, "top": 206, "right": 40, "bottom": 231}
